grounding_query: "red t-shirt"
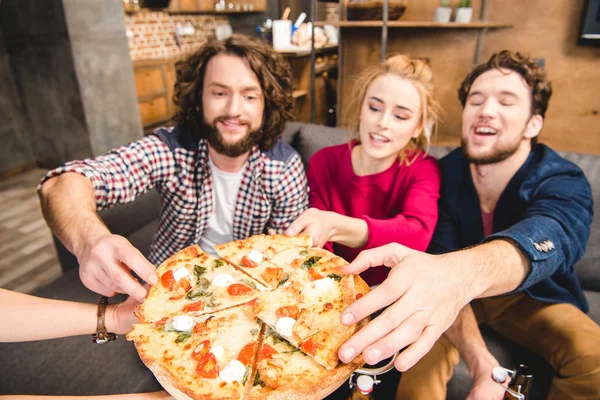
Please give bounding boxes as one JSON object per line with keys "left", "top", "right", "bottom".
{"left": 307, "top": 142, "right": 441, "bottom": 286}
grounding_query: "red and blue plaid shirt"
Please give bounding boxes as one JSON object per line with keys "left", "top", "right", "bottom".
{"left": 41, "top": 125, "right": 308, "bottom": 265}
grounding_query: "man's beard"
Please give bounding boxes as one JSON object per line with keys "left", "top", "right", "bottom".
{"left": 462, "top": 126, "right": 527, "bottom": 166}
{"left": 203, "top": 116, "right": 262, "bottom": 158}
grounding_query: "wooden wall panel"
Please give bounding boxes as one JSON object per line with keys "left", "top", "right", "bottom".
{"left": 340, "top": 28, "right": 482, "bottom": 145}
{"left": 338, "top": 0, "right": 600, "bottom": 154}
{"left": 484, "top": 0, "right": 600, "bottom": 154}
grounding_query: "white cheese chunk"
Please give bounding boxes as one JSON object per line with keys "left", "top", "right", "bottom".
{"left": 275, "top": 317, "right": 296, "bottom": 338}
{"left": 172, "top": 267, "right": 191, "bottom": 282}
{"left": 212, "top": 274, "right": 236, "bottom": 287}
{"left": 247, "top": 250, "right": 264, "bottom": 264}
{"left": 210, "top": 344, "right": 225, "bottom": 362}
{"left": 219, "top": 359, "right": 246, "bottom": 383}
{"left": 172, "top": 315, "right": 195, "bottom": 332}
{"left": 313, "top": 277, "right": 335, "bottom": 292}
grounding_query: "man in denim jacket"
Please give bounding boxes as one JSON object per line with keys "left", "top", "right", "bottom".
{"left": 337, "top": 51, "right": 599, "bottom": 399}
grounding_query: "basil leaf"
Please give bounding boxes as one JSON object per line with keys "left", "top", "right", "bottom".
{"left": 242, "top": 279, "right": 257, "bottom": 290}
{"left": 253, "top": 370, "right": 266, "bottom": 387}
{"left": 250, "top": 329, "right": 259, "bottom": 336}
{"left": 197, "top": 277, "right": 210, "bottom": 289}
{"left": 301, "top": 256, "right": 322, "bottom": 270}
{"left": 242, "top": 366, "right": 250, "bottom": 386}
{"left": 213, "top": 259, "right": 224, "bottom": 268}
{"left": 327, "top": 273, "right": 343, "bottom": 281}
{"left": 175, "top": 332, "right": 191, "bottom": 343}
{"left": 276, "top": 273, "right": 290, "bottom": 288}
{"left": 194, "top": 265, "right": 207, "bottom": 283}
{"left": 299, "top": 250, "right": 308, "bottom": 256}
{"left": 186, "top": 289, "right": 211, "bottom": 300}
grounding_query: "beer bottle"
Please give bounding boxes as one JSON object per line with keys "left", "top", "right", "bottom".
{"left": 503, "top": 364, "right": 533, "bottom": 399}
{"left": 349, "top": 374, "right": 375, "bottom": 400}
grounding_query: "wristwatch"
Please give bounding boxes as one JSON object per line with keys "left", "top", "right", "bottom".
{"left": 92, "top": 296, "right": 117, "bottom": 344}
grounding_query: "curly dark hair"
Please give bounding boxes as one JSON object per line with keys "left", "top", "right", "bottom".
{"left": 173, "top": 34, "right": 294, "bottom": 151}
{"left": 458, "top": 50, "right": 553, "bottom": 144}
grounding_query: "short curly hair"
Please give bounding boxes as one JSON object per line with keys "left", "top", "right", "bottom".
{"left": 173, "top": 34, "right": 294, "bottom": 151}
{"left": 458, "top": 50, "right": 553, "bottom": 144}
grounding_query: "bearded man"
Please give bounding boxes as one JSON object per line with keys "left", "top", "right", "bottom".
{"left": 38, "top": 35, "right": 308, "bottom": 302}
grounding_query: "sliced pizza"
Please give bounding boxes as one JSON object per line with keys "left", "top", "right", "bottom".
{"left": 136, "top": 245, "right": 266, "bottom": 323}
{"left": 245, "top": 326, "right": 364, "bottom": 400}
{"left": 127, "top": 307, "right": 262, "bottom": 400}
{"left": 214, "top": 234, "right": 313, "bottom": 288}
{"left": 248, "top": 274, "right": 359, "bottom": 370}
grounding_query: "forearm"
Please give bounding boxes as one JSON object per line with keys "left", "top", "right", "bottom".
{"left": 38, "top": 173, "right": 110, "bottom": 257}
{"left": 0, "top": 289, "right": 97, "bottom": 342}
{"left": 442, "top": 239, "right": 530, "bottom": 300}
{"left": 327, "top": 213, "right": 369, "bottom": 248}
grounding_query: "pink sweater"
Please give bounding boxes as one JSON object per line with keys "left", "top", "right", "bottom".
{"left": 308, "top": 143, "right": 441, "bottom": 286}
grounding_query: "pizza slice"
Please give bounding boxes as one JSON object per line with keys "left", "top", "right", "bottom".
{"left": 248, "top": 274, "right": 359, "bottom": 370}
{"left": 127, "top": 306, "right": 263, "bottom": 400}
{"left": 245, "top": 326, "right": 363, "bottom": 400}
{"left": 137, "top": 245, "right": 266, "bottom": 323}
{"left": 214, "top": 233, "right": 313, "bottom": 289}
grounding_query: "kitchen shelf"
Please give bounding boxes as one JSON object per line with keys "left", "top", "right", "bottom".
{"left": 314, "top": 21, "right": 512, "bottom": 29}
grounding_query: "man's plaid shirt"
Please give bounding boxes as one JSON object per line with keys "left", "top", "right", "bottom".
{"left": 41, "top": 125, "right": 308, "bottom": 265}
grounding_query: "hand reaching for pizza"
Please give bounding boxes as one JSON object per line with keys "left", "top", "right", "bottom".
{"left": 77, "top": 234, "right": 158, "bottom": 302}
{"left": 337, "top": 243, "right": 471, "bottom": 372}
{"left": 285, "top": 208, "right": 334, "bottom": 247}
{"left": 286, "top": 208, "right": 369, "bottom": 248}
{"left": 106, "top": 295, "right": 141, "bottom": 334}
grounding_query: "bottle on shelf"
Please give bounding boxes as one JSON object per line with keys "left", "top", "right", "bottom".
{"left": 348, "top": 374, "right": 375, "bottom": 400}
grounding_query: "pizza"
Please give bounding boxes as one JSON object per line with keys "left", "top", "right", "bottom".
{"left": 136, "top": 245, "right": 266, "bottom": 323}
{"left": 127, "top": 235, "right": 370, "bottom": 400}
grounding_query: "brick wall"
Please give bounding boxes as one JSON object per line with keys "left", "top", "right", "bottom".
{"left": 125, "top": 11, "right": 229, "bottom": 60}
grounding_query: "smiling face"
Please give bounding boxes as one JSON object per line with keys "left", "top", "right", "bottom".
{"left": 461, "top": 68, "right": 541, "bottom": 165}
{"left": 202, "top": 54, "right": 265, "bottom": 157}
{"left": 358, "top": 73, "right": 422, "bottom": 165}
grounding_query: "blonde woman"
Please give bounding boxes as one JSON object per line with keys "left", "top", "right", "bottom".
{"left": 287, "top": 55, "right": 442, "bottom": 286}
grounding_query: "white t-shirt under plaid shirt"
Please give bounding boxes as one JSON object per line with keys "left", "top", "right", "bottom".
{"left": 40, "top": 125, "right": 309, "bottom": 266}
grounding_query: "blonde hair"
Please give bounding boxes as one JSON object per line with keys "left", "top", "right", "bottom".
{"left": 344, "top": 54, "right": 443, "bottom": 165}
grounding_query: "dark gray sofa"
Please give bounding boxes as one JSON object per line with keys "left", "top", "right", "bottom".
{"left": 1, "top": 122, "right": 598, "bottom": 399}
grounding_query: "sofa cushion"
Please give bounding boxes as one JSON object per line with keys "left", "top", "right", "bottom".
{"left": 285, "top": 122, "right": 350, "bottom": 167}
{"left": 558, "top": 151, "right": 600, "bottom": 291}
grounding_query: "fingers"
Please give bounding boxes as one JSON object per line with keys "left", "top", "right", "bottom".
{"left": 338, "top": 283, "right": 413, "bottom": 364}
{"left": 341, "top": 243, "right": 411, "bottom": 275}
{"left": 285, "top": 210, "right": 313, "bottom": 236}
{"left": 110, "top": 261, "right": 148, "bottom": 302}
{"left": 361, "top": 310, "right": 428, "bottom": 365}
{"left": 340, "top": 266, "right": 411, "bottom": 327}
{"left": 394, "top": 325, "right": 439, "bottom": 371}
{"left": 81, "top": 274, "right": 117, "bottom": 298}
{"left": 267, "top": 229, "right": 276, "bottom": 235}
{"left": 117, "top": 245, "right": 158, "bottom": 286}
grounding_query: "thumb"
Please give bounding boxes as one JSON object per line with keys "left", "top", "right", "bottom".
{"left": 342, "top": 243, "right": 411, "bottom": 275}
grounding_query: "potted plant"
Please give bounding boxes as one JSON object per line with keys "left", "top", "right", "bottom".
{"left": 455, "top": 0, "right": 473, "bottom": 23}
{"left": 434, "top": 0, "right": 452, "bottom": 23}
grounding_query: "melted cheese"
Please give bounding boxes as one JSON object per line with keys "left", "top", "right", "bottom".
{"left": 173, "top": 266, "right": 191, "bottom": 282}
{"left": 247, "top": 250, "right": 264, "bottom": 264}
{"left": 172, "top": 315, "right": 195, "bottom": 332}
{"left": 275, "top": 317, "right": 296, "bottom": 338}
{"left": 219, "top": 359, "right": 246, "bottom": 383}
{"left": 212, "top": 274, "right": 236, "bottom": 287}
{"left": 313, "top": 277, "right": 335, "bottom": 292}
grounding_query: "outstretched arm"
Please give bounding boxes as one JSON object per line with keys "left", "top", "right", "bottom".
{"left": 338, "top": 240, "right": 529, "bottom": 371}
{"left": 39, "top": 173, "right": 157, "bottom": 302}
{"left": 0, "top": 289, "right": 139, "bottom": 342}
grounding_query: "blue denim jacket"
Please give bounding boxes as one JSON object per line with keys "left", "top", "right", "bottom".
{"left": 429, "top": 144, "right": 593, "bottom": 312}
